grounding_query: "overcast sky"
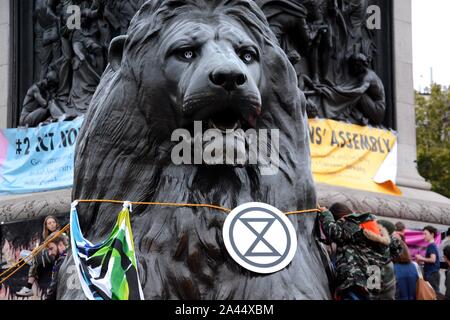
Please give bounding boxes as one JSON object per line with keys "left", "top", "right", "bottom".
{"left": 412, "top": 0, "right": 450, "bottom": 90}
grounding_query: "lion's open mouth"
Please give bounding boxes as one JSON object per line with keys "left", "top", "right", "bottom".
{"left": 182, "top": 93, "right": 262, "bottom": 132}
{"left": 175, "top": 96, "right": 264, "bottom": 167}
{"left": 207, "top": 109, "right": 245, "bottom": 132}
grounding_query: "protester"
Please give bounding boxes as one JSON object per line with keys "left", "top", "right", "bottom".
{"left": 395, "top": 222, "right": 406, "bottom": 241}
{"left": 439, "top": 228, "right": 450, "bottom": 268}
{"left": 16, "top": 215, "right": 61, "bottom": 297}
{"left": 45, "top": 232, "right": 69, "bottom": 300}
{"left": 319, "top": 203, "right": 402, "bottom": 300}
{"left": 374, "top": 220, "right": 398, "bottom": 300}
{"left": 393, "top": 241, "right": 419, "bottom": 300}
{"left": 415, "top": 226, "right": 441, "bottom": 293}
{"left": 443, "top": 246, "right": 450, "bottom": 300}
{"left": 42, "top": 215, "right": 61, "bottom": 240}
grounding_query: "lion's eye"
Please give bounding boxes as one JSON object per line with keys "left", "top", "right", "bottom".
{"left": 184, "top": 51, "right": 194, "bottom": 59}
{"left": 239, "top": 49, "right": 258, "bottom": 64}
{"left": 243, "top": 53, "right": 253, "bottom": 62}
{"left": 178, "top": 48, "right": 196, "bottom": 61}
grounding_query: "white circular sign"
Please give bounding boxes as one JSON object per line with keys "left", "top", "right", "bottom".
{"left": 223, "top": 202, "right": 298, "bottom": 274}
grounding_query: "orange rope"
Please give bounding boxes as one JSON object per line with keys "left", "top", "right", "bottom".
{"left": 285, "top": 208, "right": 321, "bottom": 215}
{"left": 74, "top": 199, "right": 321, "bottom": 215}
{"left": 0, "top": 225, "right": 70, "bottom": 286}
{"left": 75, "top": 199, "right": 233, "bottom": 213}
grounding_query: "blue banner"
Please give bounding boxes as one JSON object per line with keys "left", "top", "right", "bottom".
{"left": 0, "top": 118, "right": 83, "bottom": 195}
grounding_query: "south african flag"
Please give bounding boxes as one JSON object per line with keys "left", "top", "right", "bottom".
{"left": 70, "top": 202, "right": 144, "bottom": 300}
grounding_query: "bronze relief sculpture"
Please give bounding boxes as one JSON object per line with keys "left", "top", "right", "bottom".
{"left": 256, "top": 0, "right": 387, "bottom": 126}
{"left": 20, "top": 0, "right": 389, "bottom": 128}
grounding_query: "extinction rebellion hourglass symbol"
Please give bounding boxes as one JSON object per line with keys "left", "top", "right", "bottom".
{"left": 223, "top": 203, "right": 298, "bottom": 274}
{"left": 239, "top": 218, "right": 281, "bottom": 258}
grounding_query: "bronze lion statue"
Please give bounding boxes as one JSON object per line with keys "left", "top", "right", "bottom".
{"left": 58, "top": 0, "right": 332, "bottom": 300}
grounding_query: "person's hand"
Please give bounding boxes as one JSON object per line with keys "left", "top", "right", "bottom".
{"left": 319, "top": 207, "right": 328, "bottom": 213}
{"left": 392, "top": 231, "right": 402, "bottom": 240}
{"left": 415, "top": 254, "right": 424, "bottom": 262}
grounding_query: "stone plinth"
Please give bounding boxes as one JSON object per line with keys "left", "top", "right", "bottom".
{"left": 0, "top": 189, "right": 71, "bottom": 223}
{"left": 316, "top": 183, "right": 450, "bottom": 229}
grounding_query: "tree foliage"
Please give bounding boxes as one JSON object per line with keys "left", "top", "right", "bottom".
{"left": 415, "top": 84, "right": 450, "bottom": 198}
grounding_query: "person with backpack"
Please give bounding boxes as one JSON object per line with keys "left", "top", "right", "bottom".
{"left": 319, "top": 203, "right": 402, "bottom": 300}
{"left": 372, "top": 220, "right": 399, "bottom": 300}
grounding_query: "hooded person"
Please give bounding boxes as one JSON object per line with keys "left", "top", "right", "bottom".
{"left": 373, "top": 220, "right": 400, "bottom": 300}
{"left": 319, "top": 203, "right": 403, "bottom": 300}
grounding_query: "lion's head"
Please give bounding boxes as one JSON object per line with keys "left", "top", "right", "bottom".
{"left": 62, "top": 0, "right": 330, "bottom": 300}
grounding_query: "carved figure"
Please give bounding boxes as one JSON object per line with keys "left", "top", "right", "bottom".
{"left": 20, "top": 71, "right": 59, "bottom": 127}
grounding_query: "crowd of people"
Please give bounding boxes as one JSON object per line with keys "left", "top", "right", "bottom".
{"left": 15, "top": 215, "right": 69, "bottom": 300}
{"left": 319, "top": 203, "right": 450, "bottom": 300}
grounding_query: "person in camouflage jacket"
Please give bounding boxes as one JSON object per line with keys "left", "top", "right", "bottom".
{"left": 319, "top": 203, "right": 403, "bottom": 300}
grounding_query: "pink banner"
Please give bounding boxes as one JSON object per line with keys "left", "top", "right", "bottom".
{"left": 405, "top": 229, "right": 442, "bottom": 261}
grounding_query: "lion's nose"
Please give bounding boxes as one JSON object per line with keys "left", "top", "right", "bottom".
{"left": 209, "top": 69, "right": 247, "bottom": 91}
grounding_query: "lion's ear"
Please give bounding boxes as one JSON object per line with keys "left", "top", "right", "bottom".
{"left": 108, "top": 35, "right": 128, "bottom": 71}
